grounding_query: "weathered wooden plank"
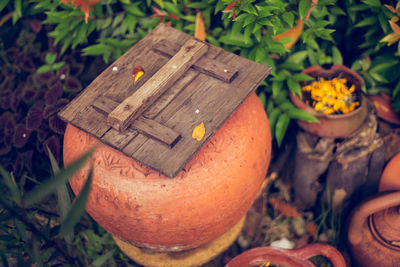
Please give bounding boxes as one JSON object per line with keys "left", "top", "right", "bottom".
{"left": 133, "top": 117, "right": 181, "bottom": 147}
{"left": 122, "top": 43, "right": 225, "bottom": 156}
{"left": 153, "top": 40, "right": 238, "bottom": 83}
{"left": 70, "top": 106, "right": 109, "bottom": 138}
{"left": 132, "top": 49, "right": 271, "bottom": 177}
{"left": 92, "top": 96, "right": 180, "bottom": 147}
{"left": 59, "top": 24, "right": 191, "bottom": 138}
{"left": 142, "top": 69, "right": 198, "bottom": 119}
{"left": 102, "top": 128, "right": 138, "bottom": 150}
{"left": 107, "top": 39, "right": 209, "bottom": 132}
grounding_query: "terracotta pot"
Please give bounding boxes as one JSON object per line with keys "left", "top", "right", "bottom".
{"left": 289, "top": 65, "right": 368, "bottom": 138}
{"left": 63, "top": 92, "right": 271, "bottom": 252}
{"left": 225, "top": 243, "right": 346, "bottom": 267}
{"left": 379, "top": 152, "right": 400, "bottom": 192}
{"left": 368, "top": 92, "right": 400, "bottom": 125}
{"left": 347, "top": 191, "right": 400, "bottom": 266}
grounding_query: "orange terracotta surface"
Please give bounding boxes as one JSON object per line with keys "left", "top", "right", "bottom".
{"left": 63, "top": 92, "right": 271, "bottom": 252}
{"left": 379, "top": 152, "right": 400, "bottom": 192}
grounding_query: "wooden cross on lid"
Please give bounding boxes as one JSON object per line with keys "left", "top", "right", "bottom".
{"left": 58, "top": 24, "right": 271, "bottom": 178}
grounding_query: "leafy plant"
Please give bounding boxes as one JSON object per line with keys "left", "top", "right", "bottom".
{"left": 37, "top": 53, "right": 65, "bottom": 74}
{"left": 0, "top": 148, "right": 122, "bottom": 266}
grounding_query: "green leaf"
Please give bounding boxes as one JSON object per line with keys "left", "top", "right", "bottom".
{"left": 52, "top": 62, "right": 65, "bottom": 71}
{"left": 369, "top": 72, "right": 389, "bottom": 83}
{"left": 14, "top": 0, "right": 22, "bottom": 18}
{"left": 330, "top": 6, "right": 346, "bottom": 16}
{"left": 287, "top": 108, "right": 319, "bottom": 122}
{"left": 282, "top": 12, "right": 295, "bottom": 27}
{"left": 255, "top": 47, "right": 266, "bottom": 62}
{"left": 91, "top": 249, "right": 116, "bottom": 267}
{"left": 22, "top": 148, "right": 95, "bottom": 207}
{"left": 0, "top": 0, "right": 10, "bottom": 13}
{"left": 292, "top": 73, "right": 314, "bottom": 82}
{"left": 112, "top": 13, "right": 125, "bottom": 28}
{"left": 0, "top": 167, "right": 21, "bottom": 205}
{"left": 393, "top": 80, "right": 400, "bottom": 98}
{"left": 299, "top": 0, "right": 311, "bottom": 20}
{"left": 258, "top": 92, "right": 266, "bottom": 107}
{"left": 279, "top": 101, "right": 295, "bottom": 112}
{"left": 275, "top": 113, "right": 290, "bottom": 146}
{"left": 287, "top": 78, "right": 302, "bottom": 96}
{"left": 354, "top": 16, "right": 377, "bottom": 28}
{"left": 59, "top": 168, "right": 93, "bottom": 237}
{"left": 267, "top": 108, "right": 281, "bottom": 140}
{"left": 82, "top": 44, "right": 113, "bottom": 56}
{"left": 286, "top": 51, "right": 308, "bottom": 64}
{"left": 164, "top": 2, "right": 182, "bottom": 16}
{"left": 272, "top": 81, "right": 283, "bottom": 97}
{"left": 123, "top": 3, "right": 145, "bottom": 16}
{"left": 369, "top": 61, "right": 398, "bottom": 73}
{"left": 47, "top": 147, "right": 71, "bottom": 222}
{"left": 361, "top": 0, "right": 381, "bottom": 8}
{"left": 36, "top": 65, "right": 52, "bottom": 74}
{"left": 332, "top": 46, "right": 343, "bottom": 65}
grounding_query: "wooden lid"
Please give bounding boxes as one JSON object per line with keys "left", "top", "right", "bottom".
{"left": 58, "top": 24, "right": 271, "bottom": 177}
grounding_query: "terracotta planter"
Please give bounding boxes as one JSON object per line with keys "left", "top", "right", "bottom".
{"left": 347, "top": 191, "right": 400, "bottom": 267}
{"left": 289, "top": 65, "right": 368, "bottom": 138}
{"left": 225, "top": 243, "right": 346, "bottom": 267}
{"left": 63, "top": 92, "right": 271, "bottom": 252}
{"left": 379, "top": 152, "right": 400, "bottom": 192}
{"left": 368, "top": 92, "right": 400, "bottom": 125}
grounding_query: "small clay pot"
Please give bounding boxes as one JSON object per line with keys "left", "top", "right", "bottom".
{"left": 347, "top": 191, "right": 400, "bottom": 267}
{"left": 368, "top": 93, "right": 400, "bottom": 125}
{"left": 225, "top": 243, "right": 346, "bottom": 267}
{"left": 289, "top": 65, "right": 368, "bottom": 138}
{"left": 63, "top": 92, "right": 271, "bottom": 252}
{"left": 379, "top": 152, "right": 400, "bottom": 192}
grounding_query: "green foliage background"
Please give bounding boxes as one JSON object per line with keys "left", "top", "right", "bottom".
{"left": 0, "top": 0, "right": 400, "bottom": 265}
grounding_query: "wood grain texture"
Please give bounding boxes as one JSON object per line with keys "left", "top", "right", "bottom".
{"left": 107, "top": 39, "right": 208, "bottom": 132}
{"left": 92, "top": 96, "right": 180, "bottom": 147}
{"left": 153, "top": 40, "right": 238, "bottom": 83}
{"left": 58, "top": 23, "right": 271, "bottom": 177}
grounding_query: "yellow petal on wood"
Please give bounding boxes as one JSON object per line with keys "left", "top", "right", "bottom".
{"left": 195, "top": 12, "right": 206, "bottom": 41}
{"left": 192, "top": 122, "right": 205, "bottom": 141}
{"left": 273, "top": 19, "right": 304, "bottom": 49}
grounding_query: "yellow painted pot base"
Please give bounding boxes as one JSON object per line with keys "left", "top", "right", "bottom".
{"left": 113, "top": 216, "right": 245, "bottom": 267}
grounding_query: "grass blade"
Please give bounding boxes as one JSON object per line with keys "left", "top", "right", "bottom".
{"left": 59, "top": 168, "right": 93, "bottom": 237}
{"left": 47, "top": 146, "right": 71, "bottom": 220}
{"left": 0, "top": 167, "right": 21, "bottom": 205}
{"left": 23, "top": 147, "right": 95, "bottom": 207}
{"left": 91, "top": 248, "right": 116, "bottom": 267}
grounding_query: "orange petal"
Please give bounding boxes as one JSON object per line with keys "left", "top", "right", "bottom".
{"left": 195, "top": 12, "right": 206, "bottom": 41}
{"left": 132, "top": 66, "right": 145, "bottom": 84}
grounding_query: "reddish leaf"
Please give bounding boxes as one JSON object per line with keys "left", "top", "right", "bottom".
{"left": 26, "top": 106, "right": 43, "bottom": 130}
{"left": 13, "top": 124, "right": 32, "bottom": 148}
{"left": 268, "top": 197, "right": 302, "bottom": 218}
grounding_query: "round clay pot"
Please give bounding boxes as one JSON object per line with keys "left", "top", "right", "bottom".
{"left": 63, "top": 92, "right": 271, "bottom": 252}
{"left": 289, "top": 65, "right": 368, "bottom": 138}
{"left": 347, "top": 191, "right": 400, "bottom": 267}
{"left": 368, "top": 92, "right": 400, "bottom": 125}
{"left": 225, "top": 243, "right": 346, "bottom": 267}
{"left": 379, "top": 152, "right": 400, "bottom": 192}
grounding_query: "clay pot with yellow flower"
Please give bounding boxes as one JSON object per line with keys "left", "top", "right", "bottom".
{"left": 289, "top": 65, "right": 368, "bottom": 138}
{"left": 63, "top": 93, "right": 271, "bottom": 267}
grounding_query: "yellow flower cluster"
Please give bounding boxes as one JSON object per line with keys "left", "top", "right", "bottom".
{"left": 302, "top": 77, "right": 360, "bottom": 115}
